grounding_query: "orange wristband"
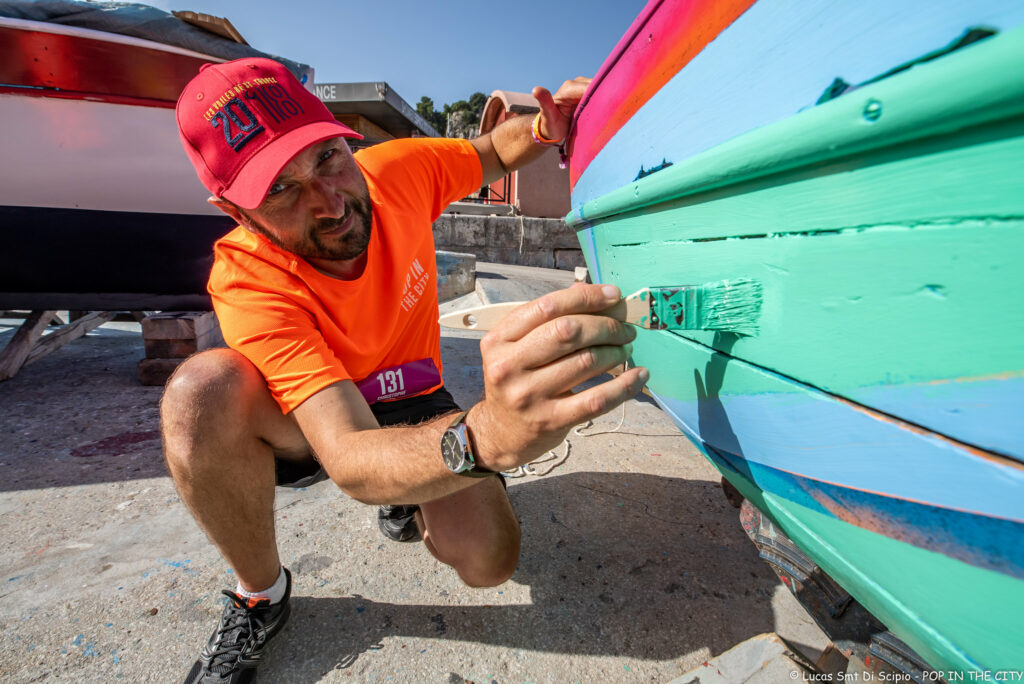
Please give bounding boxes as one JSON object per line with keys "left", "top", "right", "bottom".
{"left": 531, "top": 114, "right": 563, "bottom": 145}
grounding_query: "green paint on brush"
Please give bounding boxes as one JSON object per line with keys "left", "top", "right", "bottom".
{"left": 647, "top": 278, "right": 762, "bottom": 335}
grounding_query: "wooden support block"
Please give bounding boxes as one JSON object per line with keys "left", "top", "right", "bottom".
{"left": 137, "top": 358, "right": 184, "bottom": 386}
{"left": 143, "top": 329, "right": 218, "bottom": 359}
{"left": 141, "top": 311, "right": 218, "bottom": 340}
{"left": 138, "top": 312, "right": 224, "bottom": 383}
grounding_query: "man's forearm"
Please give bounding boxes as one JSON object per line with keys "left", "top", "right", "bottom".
{"left": 489, "top": 114, "right": 554, "bottom": 176}
{"left": 315, "top": 411, "right": 488, "bottom": 505}
{"left": 472, "top": 114, "right": 559, "bottom": 186}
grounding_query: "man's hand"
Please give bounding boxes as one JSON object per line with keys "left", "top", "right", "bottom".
{"left": 532, "top": 77, "right": 591, "bottom": 143}
{"left": 467, "top": 283, "right": 649, "bottom": 471}
{"left": 472, "top": 76, "right": 592, "bottom": 184}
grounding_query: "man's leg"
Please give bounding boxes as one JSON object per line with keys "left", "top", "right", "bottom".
{"left": 371, "top": 389, "right": 522, "bottom": 587}
{"left": 163, "top": 354, "right": 519, "bottom": 590}
{"left": 417, "top": 476, "right": 521, "bottom": 587}
{"left": 160, "top": 348, "right": 311, "bottom": 592}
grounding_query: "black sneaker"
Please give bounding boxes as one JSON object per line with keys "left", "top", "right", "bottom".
{"left": 184, "top": 568, "right": 292, "bottom": 683}
{"left": 378, "top": 504, "right": 421, "bottom": 542}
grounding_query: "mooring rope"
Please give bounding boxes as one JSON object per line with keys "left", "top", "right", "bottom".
{"left": 502, "top": 366, "right": 678, "bottom": 478}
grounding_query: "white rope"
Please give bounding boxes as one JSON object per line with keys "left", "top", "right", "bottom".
{"left": 502, "top": 402, "right": 627, "bottom": 479}
{"left": 503, "top": 365, "right": 677, "bottom": 478}
{"left": 502, "top": 440, "right": 572, "bottom": 478}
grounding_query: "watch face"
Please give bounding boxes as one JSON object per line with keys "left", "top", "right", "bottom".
{"left": 441, "top": 430, "right": 465, "bottom": 472}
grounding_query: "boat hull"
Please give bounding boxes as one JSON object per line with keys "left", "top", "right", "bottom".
{"left": 569, "top": 0, "right": 1024, "bottom": 674}
{"left": 0, "top": 15, "right": 308, "bottom": 310}
{"left": 0, "top": 93, "right": 232, "bottom": 310}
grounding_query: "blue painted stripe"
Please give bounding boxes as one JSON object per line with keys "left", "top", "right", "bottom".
{"left": 849, "top": 377, "right": 1024, "bottom": 457}
{"left": 572, "top": 0, "right": 1024, "bottom": 208}
{"left": 704, "top": 445, "right": 1024, "bottom": 580}
{"left": 576, "top": 225, "right": 603, "bottom": 284}
{"left": 640, "top": 339, "right": 1024, "bottom": 523}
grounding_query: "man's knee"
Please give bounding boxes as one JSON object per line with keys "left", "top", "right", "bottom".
{"left": 426, "top": 518, "right": 521, "bottom": 588}
{"left": 160, "top": 349, "right": 262, "bottom": 466}
{"left": 163, "top": 348, "right": 260, "bottom": 411}
{"left": 457, "top": 535, "right": 521, "bottom": 588}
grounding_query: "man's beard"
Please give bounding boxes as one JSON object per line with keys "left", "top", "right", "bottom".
{"left": 241, "top": 196, "right": 373, "bottom": 262}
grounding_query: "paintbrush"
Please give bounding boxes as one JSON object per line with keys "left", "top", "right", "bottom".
{"left": 439, "top": 278, "right": 762, "bottom": 335}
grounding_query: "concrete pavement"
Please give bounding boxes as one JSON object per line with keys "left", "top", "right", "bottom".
{"left": 0, "top": 263, "right": 827, "bottom": 683}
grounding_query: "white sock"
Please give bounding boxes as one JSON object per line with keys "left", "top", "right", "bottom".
{"left": 235, "top": 566, "right": 287, "bottom": 604}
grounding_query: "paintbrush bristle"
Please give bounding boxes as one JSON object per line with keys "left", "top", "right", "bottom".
{"left": 648, "top": 278, "right": 762, "bottom": 335}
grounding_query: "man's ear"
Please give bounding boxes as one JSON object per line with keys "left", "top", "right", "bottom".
{"left": 208, "top": 196, "right": 246, "bottom": 225}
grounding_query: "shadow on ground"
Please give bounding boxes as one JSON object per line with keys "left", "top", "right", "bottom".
{"left": 260, "top": 471, "right": 778, "bottom": 681}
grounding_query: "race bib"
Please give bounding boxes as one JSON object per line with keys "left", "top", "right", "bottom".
{"left": 356, "top": 358, "right": 441, "bottom": 404}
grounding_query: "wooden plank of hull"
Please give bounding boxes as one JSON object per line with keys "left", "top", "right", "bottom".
{"left": 571, "top": 24, "right": 1024, "bottom": 231}
{"left": 632, "top": 331, "right": 1023, "bottom": 525}
{"left": 582, "top": 216, "right": 1024, "bottom": 459}
{"left": 633, "top": 329, "right": 1023, "bottom": 673}
{"left": 570, "top": 0, "right": 1024, "bottom": 205}
{"left": 719, "top": 459, "right": 1024, "bottom": 674}
{"left": 571, "top": 27, "right": 1024, "bottom": 460}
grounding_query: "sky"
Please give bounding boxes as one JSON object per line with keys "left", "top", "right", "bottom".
{"left": 145, "top": 0, "right": 647, "bottom": 107}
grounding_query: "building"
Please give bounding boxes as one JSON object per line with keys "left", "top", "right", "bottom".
{"left": 313, "top": 81, "right": 439, "bottom": 148}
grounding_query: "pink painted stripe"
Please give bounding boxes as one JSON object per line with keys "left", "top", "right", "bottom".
{"left": 571, "top": 0, "right": 667, "bottom": 120}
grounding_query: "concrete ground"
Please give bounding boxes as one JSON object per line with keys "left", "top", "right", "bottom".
{"left": 0, "top": 263, "right": 827, "bottom": 683}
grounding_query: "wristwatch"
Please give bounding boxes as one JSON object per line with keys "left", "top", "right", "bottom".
{"left": 441, "top": 411, "right": 494, "bottom": 478}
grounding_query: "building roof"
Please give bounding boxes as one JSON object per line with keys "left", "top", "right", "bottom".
{"left": 313, "top": 81, "right": 439, "bottom": 139}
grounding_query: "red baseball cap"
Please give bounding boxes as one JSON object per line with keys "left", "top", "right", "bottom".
{"left": 176, "top": 58, "right": 363, "bottom": 209}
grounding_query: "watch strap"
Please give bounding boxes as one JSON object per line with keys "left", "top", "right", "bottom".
{"left": 447, "top": 410, "right": 469, "bottom": 429}
{"left": 446, "top": 410, "right": 494, "bottom": 477}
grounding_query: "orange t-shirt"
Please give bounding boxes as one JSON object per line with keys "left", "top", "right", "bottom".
{"left": 207, "top": 137, "right": 482, "bottom": 413}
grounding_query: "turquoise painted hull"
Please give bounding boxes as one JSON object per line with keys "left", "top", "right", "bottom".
{"left": 568, "top": 1, "right": 1024, "bottom": 674}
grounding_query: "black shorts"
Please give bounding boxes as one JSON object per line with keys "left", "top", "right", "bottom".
{"left": 275, "top": 386, "right": 461, "bottom": 488}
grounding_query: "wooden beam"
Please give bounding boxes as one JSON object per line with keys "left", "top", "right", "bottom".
{"left": 23, "top": 311, "right": 116, "bottom": 367}
{"left": 171, "top": 10, "right": 249, "bottom": 45}
{"left": 0, "top": 310, "right": 57, "bottom": 381}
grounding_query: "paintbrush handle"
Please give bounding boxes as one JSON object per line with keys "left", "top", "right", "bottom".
{"left": 438, "top": 300, "right": 630, "bottom": 332}
{"left": 438, "top": 302, "right": 523, "bottom": 330}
